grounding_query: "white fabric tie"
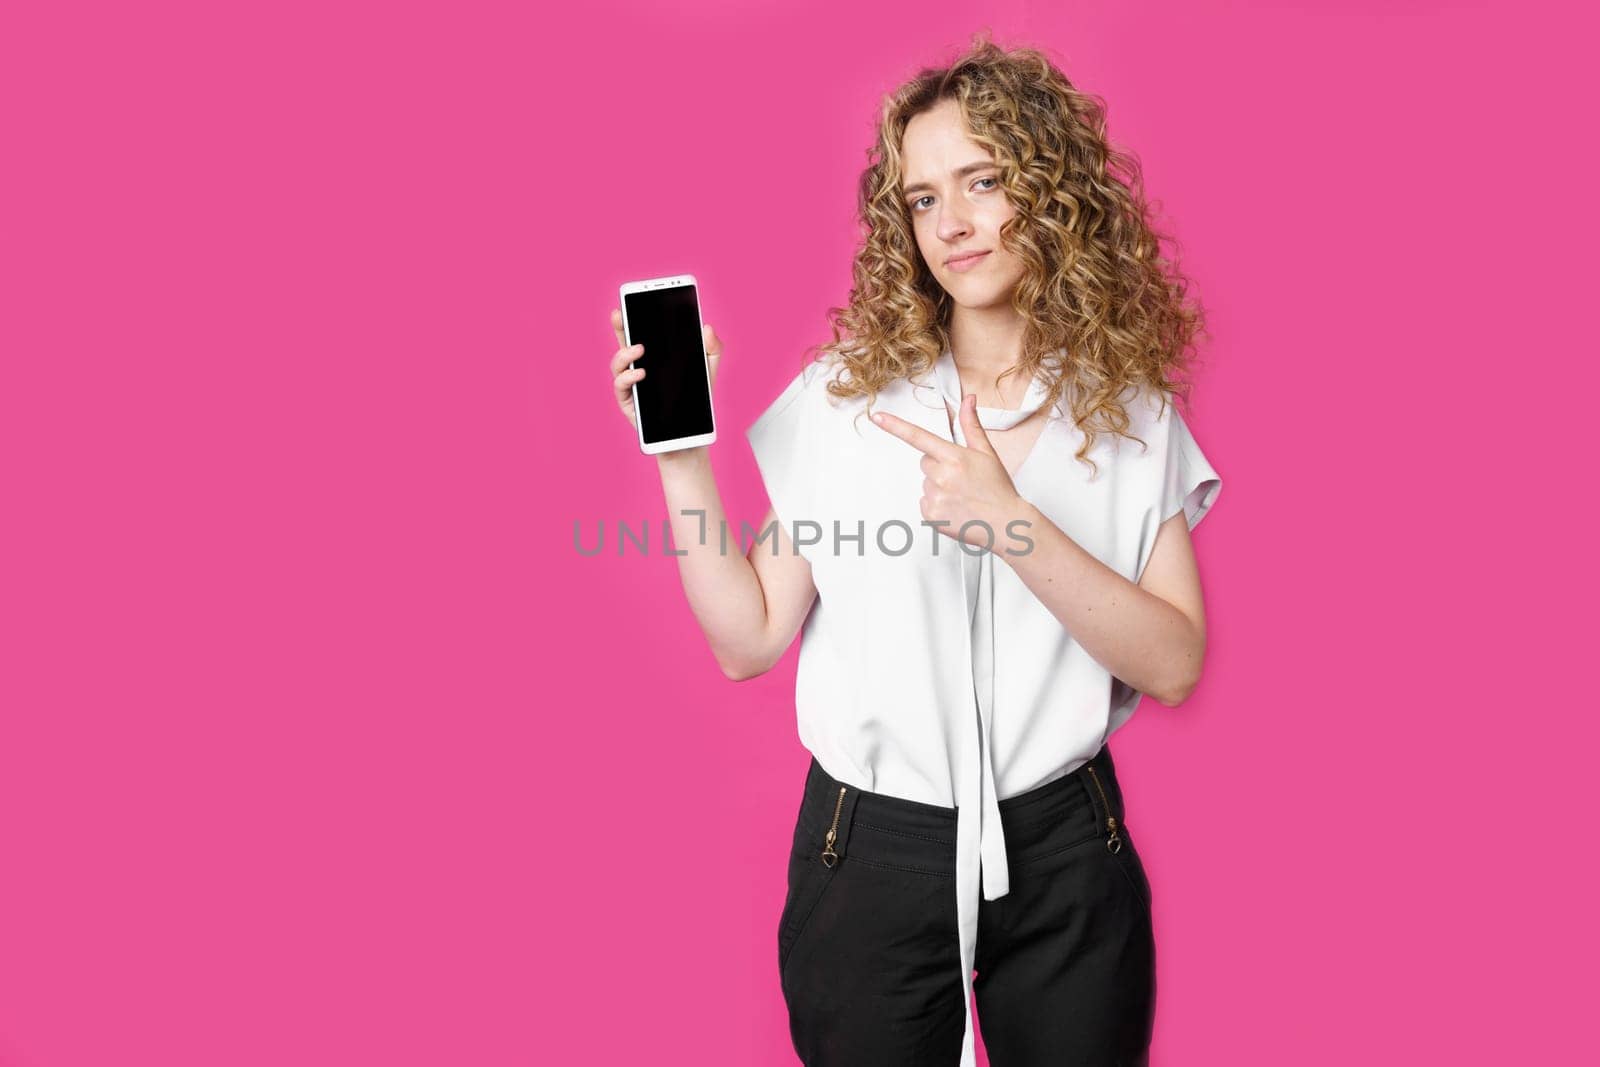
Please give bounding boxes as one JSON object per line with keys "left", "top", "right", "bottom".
{"left": 930, "top": 349, "right": 1052, "bottom": 1066}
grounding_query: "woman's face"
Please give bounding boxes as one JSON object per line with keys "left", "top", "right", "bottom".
{"left": 899, "top": 98, "right": 1027, "bottom": 312}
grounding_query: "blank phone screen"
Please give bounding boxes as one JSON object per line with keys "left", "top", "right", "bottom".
{"left": 624, "top": 284, "right": 714, "bottom": 445}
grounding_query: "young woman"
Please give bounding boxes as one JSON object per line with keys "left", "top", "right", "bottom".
{"left": 607, "top": 33, "right": 1221, "bottom": 1067}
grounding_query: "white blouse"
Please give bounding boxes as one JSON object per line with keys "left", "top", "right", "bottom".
{"left": 745, "top": 348, "right": 1222, "bottom": 1066}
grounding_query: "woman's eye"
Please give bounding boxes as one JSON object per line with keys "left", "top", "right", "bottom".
{"left": 911, "top": 178, "right": 998, "bottom": 212}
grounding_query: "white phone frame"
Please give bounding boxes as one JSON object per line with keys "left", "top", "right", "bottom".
{"left": 618, "top": 273, "right": 717, "bottom": 455}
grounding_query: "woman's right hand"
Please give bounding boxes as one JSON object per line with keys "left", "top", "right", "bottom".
{"left": 608, "top": 307, "right": 721, "bottom": 432}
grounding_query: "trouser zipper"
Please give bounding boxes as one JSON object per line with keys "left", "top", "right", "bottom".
{"left": 821, "top": 786, "right": 846, "bottom": 867}
{"left": 1084, "top": 763, "right": 1123, "bottom": 853}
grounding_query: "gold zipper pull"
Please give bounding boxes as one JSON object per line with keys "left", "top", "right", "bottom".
{"left": 821, "top": 786, "right": 846, "bottom": 867}
{"left": 1085, "top": 764, "right": 1123, "bottom": 854}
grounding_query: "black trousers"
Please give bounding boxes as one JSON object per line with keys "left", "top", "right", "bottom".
{"left": 777, "top": 743, "right": 1156, "bottom": 1066}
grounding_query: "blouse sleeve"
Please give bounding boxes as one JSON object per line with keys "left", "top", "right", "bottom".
{"left": 745, "top": 362, "right": 821, "bottom": 550}
{"left": 1159, "top": 405, "right": 1223, "bottom": 530}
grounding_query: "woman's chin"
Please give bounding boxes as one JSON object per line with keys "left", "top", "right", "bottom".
{"left": 946, "top": 285, "right": 1018, "bottom": 313}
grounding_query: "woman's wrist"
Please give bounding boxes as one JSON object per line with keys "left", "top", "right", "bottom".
{"left": 655, "top": 445, "right": 710, "bottom": 471}
{"left": 991, "top": 496, "right": 1046, "bottom": 567}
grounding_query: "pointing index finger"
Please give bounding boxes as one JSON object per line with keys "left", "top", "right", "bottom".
{"left": 871, "top": 411, "right": 959, "bottom": 459}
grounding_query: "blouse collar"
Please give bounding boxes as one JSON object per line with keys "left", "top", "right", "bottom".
{"left": 921, "top": 348, "right": 1064, "bottom": 430}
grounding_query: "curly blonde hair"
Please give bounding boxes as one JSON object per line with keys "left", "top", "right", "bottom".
{"left": 805, "top": 29, "right": 1211, "bottom": 472}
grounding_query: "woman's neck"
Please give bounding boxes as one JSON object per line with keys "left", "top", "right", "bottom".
{"left": 948, "top": 307, "right": 1029, "bottom": 406}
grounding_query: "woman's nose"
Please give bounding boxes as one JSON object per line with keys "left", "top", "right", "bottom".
{"left": 938, "top": 210, "right": 971, "bottom": 242}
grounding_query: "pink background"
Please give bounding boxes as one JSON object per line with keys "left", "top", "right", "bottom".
{"left": 3, "top": 1, "right": 1594, "bottom": 1064}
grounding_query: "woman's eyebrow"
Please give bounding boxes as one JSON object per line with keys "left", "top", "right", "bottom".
{"left": 902, "top": 160, "right": 996, "bottom": 198}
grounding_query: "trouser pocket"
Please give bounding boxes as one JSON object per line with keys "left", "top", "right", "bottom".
{"left": 1108, "top": 824, "right": 1153, "bottom": 912}
{"left": 777, "top": 784, "right": 848, "bottom": 980}
{"left": 777, "top": 837, "right": 839, "bottom": 980}
{"left": 1083, "top": 757, "right": 1152, "bottom": 914}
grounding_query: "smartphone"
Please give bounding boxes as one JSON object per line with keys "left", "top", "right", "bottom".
{"left": 619, "top": 274, "right": 716, "bottom": 454}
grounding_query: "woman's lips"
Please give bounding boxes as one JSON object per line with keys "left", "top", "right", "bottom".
{"left": 947, "top": 251, "right": 990, "bottom": 272}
